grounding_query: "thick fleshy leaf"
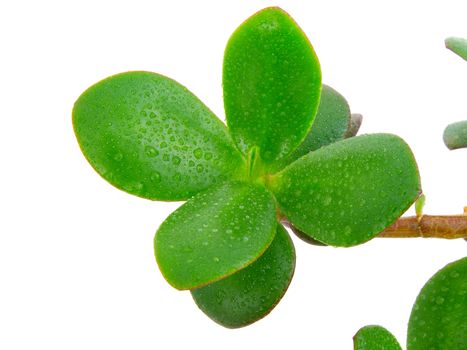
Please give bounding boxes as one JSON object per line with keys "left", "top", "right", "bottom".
{"left": 269, "top": 134, "right": 421, "bottom": 247}
{"left": 445, "top": 37, "right": 467, "bottom": 60}
{"left": 275, "top": 85, "right": 351, "bottom": 171}
{"left": 191, "top": 224, "right": 295, "bottom": 328}
{"left": 154, "top": 182, "right": 277, "bottom": 290}
{"left": 289, "top": 223, "right": 327, "bottom": 246}
{"left": 354, "top": 325, "right": 402, "bottom": 350}
{"left": 407, "top": 257, "right": 467, "bottom": 350}
{"left": 443, "top": 120, "right": 467, "bottom": 150}
{"left": 73, "top": 71, "right": 245, "bottom": 201}
{"left": 223, "top": 7, "right": 321, "bottom": 166}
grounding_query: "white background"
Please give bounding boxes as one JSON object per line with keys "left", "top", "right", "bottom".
{"left": 1, "top": 0, "right": 466, "bottom": 349}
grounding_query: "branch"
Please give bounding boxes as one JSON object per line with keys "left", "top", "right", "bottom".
{"left": 378, "top": 207, "right": 467, "bottom": 239}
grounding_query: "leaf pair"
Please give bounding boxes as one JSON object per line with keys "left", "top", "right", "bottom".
{"left": 354, "top": 257, "right": 467, "bottom": 349}
{"left": 73, "top": 7, "right": 421, "bottom": 327}
{"left": 443, "top": 37, "right": 467, "bottom": 150}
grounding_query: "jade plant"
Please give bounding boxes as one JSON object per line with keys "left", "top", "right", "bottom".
{"left": 444, "top": 37, "right": 467, "bottom": 151}
{"left": 73, "top": 7, "right": 428, "bottom": 328}
{"left": 353, "top": 257, "right": 467, "bottom": 350}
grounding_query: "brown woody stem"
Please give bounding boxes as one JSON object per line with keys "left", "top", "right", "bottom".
{"left": 378, "top": 208, "right": 467, "bottom": 239}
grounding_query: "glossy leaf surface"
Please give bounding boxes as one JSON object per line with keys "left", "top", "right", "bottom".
{"left": 270, "top": 134, "right": 421, "bottom": 247}
{"left": 223, "top": 7, "right": 321, "bottom": 166}
{"left": 191, "top": 224, "right": 295, "bottom": 328}
{"left": 445, "top": 37, "right": 467, "bottom": 60}
{"left": 354, "top": 325, "right": 402, "bottom": 350}
{"left": 154, "top": 182, "right": 277, "bottom": 290}
{"left": 407, "top": 257, "right": 467, "bottom": 350}
{"left": 276, "top": 84, "right": 351, "bottom": 170}
{"left": 443, "top": 120, "right": 467, "bottom": 150}
{"left": 73, "top": 71, "right": 245, "bottom": 201}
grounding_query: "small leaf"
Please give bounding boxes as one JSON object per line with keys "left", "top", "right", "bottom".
{"left": 269, "top": 134, "right": 421, "bottom": 247}
{"left": 191, "top": 224, "right": 295, "bottom": 328}
{"left": 354, "top": 325, "right": 402, "bottom": 350}
{"left": 154, "top": 182, "right": 277, "bottom": 290}
{"left": 345, "top": 113, "right": 363, "bottom": 138}
{"left": 407, "top": 257, "right": 467, "bottom": 350}
{"left": 223, "top": 7, "right": 321, "bottom": 167}
{"left": 443, "top": 120, "right": 467, "bottom": 150}
{"left": 273, "top": 84, "right": 352, "bottom": 171}
{"left": 73, "top": 71, "right": 245, "bottom": 201}
{"left": 445, "top": 37, "right": 467, "bottom": 60}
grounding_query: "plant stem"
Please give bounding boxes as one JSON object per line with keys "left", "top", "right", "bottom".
{"left": 378, "top": 208, "right": 467, "bottom": 239}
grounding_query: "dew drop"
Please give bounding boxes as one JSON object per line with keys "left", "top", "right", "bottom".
{"left": 172, "top": 156, "right": 181, "bottom": 165}
{"left": 196, "top": 164, "right": 204, "bottom": 173}
{"left": 113, "top": 152, "right": 123, "bottom": 161}
{"left": 145, "top": 145, "right": 159, "bottom": 157}
{"left": 193, "top": 148, "right": 203, "bottom": 159}
{"left": 150, "top": 172, "right": 161, "bottom": 183}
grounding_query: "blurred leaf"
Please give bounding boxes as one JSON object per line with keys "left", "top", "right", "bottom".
{"left": 191, "top": 224, "right": 295, "bottom": 328}
{"left": 354, "top": 325, "right": 402, "bottom": 350}
{"left": 73, "top": 71, "right": 245, "bottom": 201}
{"left": 274, "top": 84, "right": 351, "bottom": 171}
{"left": 445, "top": 37, "right": 467, "bottom": 60}
{"left": 270, "top": 134, "right": 421, "bottom": 247}
{"left": 443, "top": 121, "right": 467, "bottom": 150}
{"left": 154, "top": 181, "right": 277, "bottom": 290}
{"left": 223, "top": 7, "right": 321, "bottom": 167}
{"left": 345, "top": 113, "right": 363, "bottom": 138}
{"left": 407, "top": 257, "right": 467, "bottom": 350}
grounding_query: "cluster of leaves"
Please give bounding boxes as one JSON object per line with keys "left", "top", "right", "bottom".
{"left": 354, "top": 257, "right": 467, "bottom": 350}
{"left": 444, "top": 37, "right": 467, "bottom": 150}
{"left": 73, "top": 7, "right": 421, "bottom": 327}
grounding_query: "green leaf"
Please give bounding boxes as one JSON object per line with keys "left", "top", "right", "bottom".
{"left": 407, "top": 257, "right": 467, "bottom": 350}
{"left": 354, "top": 325, "right": 402, "bottom": 350}
{"left": 73, "top": 71, "right": 245, "bottom": 201}
{"left": 223, "top": 7, "right": 321, "bottom": 167}
{"left": 154, "top": 181, "right": 277, "bottom": 290}
{"left": 191, "top": 224, "right": 295, "bottom": 328}
{"left": 289, "top": 223, "right": 327, "bottom": 246}
{"left": 274, "top": 84, "right": 351, "bottom": 171}
{"left": 445, "top": 37, "right": 467, "bottom": 60}
{"left": 443, "top": 120, "right": 467, "bottom": 150}
{"left": 269, "top": 134, "right": 421, "bottom": 247}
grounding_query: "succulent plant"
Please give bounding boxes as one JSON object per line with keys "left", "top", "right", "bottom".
{"left": 73, "top": 7, "right": 422, "bottom": 327}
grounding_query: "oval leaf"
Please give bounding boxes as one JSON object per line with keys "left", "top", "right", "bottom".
{"left": 274, "top": 84, "right": 351, "bottom": 171}
{"left": 354, "top": 325, "right": 402, "bottom": 350}
{"left": 154, "top": 181, "right": 277, "bottom": 290}
{"left": 73, "top": 71, "right": 245, "bottom": 201}
{"left": 269, "top": 134, "right": 421, "bottom": 247}
{"left": 223, "top": 7, "right": 321, "bottom": 166}
{"left": 443, "top": 120, "right": 467, "bottom": 150}
{"left": 445, "top": 37, "right": 467, "bottom": 60}
{"left": 407, "top": 257, "right": 467, "bottom": 350}
{"left": 191, "top": 224, "right": 295, "bottom": 328}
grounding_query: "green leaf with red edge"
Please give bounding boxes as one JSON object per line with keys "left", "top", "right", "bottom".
{"left": 191, "top": 224, "right": 295, "bottom": 328}
{"left": 354, "top": 325, "right": 402, "bottom": 350}
{"left": 73, "top": 71, "right": 245, "bottom": 201}
{"left": 223, "top": 7, "right": 321, "bottom": 168}
{"left": 270, "top": 134, "right": 421, "bottom": 247}
{"left": 154, "top": 181, "right": 277, "bottom": 290}
{"left": 407, "top": 257, "right": 467, "bottom": 350}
